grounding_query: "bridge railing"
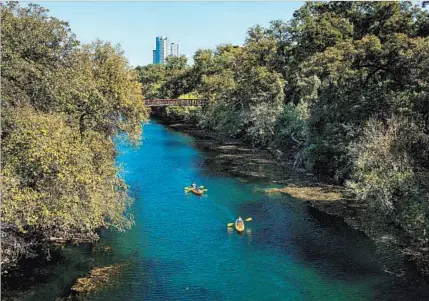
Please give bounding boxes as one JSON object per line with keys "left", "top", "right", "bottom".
{"left": 144, "top": 99, "right": 204, "bottom": 107}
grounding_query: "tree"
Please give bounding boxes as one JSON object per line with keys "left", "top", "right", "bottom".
{"left": 165, "top": 55, "right": 188, "bottom": 70}
{"left": 297, "top": 33, "right": 429, "bottom": 179}
{"left": 1, "top": 2, "right": 78, "bottom": 112}
{"left": 2, "top": 108, "right": 133, "bottom": 239}
{"left": 136, "top": 64, "right": 167, "bottom": 99}
{"left": 62, "top": 40, "right": 148, "bottom": 141}
{"left": 1, "top": 3, "right": 148, "bottom": 273}
{"left": 136, "top": 55, "right": 192, "bottom": 99}
{"left": 347, "top": 116, "right": 429, "bottom": 243}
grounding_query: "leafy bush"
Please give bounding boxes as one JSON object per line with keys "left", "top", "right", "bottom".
{"left": 165, "top": 105, "right": 200, "bottom": 123}
{"left": 347, "top": 116, "right": 429, "bottom": 243}
{"left": 275, "top": 102, "right": 308, "bottom": 149}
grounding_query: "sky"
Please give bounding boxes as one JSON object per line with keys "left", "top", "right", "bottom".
{"left": 35, "top": 1, "right": 304, "bottom": 67}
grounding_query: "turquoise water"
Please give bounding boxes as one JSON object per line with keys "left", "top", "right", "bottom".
{"left": 5, "top": 120, "right": 429, "bottom": 300}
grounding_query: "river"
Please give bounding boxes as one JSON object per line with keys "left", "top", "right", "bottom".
{"left": 5, "top": 120, "right": 429, "bottom": 301}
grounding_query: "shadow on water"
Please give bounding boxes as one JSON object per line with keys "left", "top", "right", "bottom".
{"left": 163, "top": 139, "right": 191, "bottom": 149}
{"left": 85, "top": 256, "right": 225, "bottom": 301}
{"left": 235, "top": 198, "right": 377, "bottom": 278}
{"left": 236, "top": 196, "right": 429, "bottom": 301}
{"left": 292, "top": 207, "right": 381, "bottom": 278}
{"left": 2, "top": 243, "right": 94, "bottom": 301}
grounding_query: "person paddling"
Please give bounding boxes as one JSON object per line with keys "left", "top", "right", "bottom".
{"left": 191, "top": 181, "right": 197, "bottom": 190}
{"left": 236, "top": 216, "right": 244, "bottom": 227}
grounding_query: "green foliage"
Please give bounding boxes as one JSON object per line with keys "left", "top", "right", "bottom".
{"left": 194, "top": 44, "right": 285, "bottom": 147}
{"left": 8, "top": 0, "right": 429, "bottom": 277}
{"left": 1, "top": 2, "right": 78, "bottom": 111}
{"left": 275, "top": 102, "right": 308, "bottom": 149}
{"left": 136, "top": 64, "right": 167, "bottom": 99}
{"left": 347, "top": 116, "right": 429, "bottom": 243}
{"left": 135, "top": 55, "right": 192, "bottom": 99}
{"left": 1, "top": 2, "right": 148, "bottom": 272}
{"left": 63, "top": 40, "right": 149, "bottom": 141}
{"left": 165, "top": 106, "right": 200, "bottom": 123}
{"left": 165, "top": 55, "right": 188, "bottom": 70}
{"left": 178, "top": 92, "right": 201, "bottom": 99}
{"left": 2, "top": 108, "right": 133, "bottom": 235}
{"left": 163, "top": 93, "right": 202, "bottom": 123}
{"left": 298, "top": 32, "right": 429, "bottom": 179}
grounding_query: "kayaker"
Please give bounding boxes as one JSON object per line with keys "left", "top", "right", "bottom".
{"left": 191, "top": 182, "right": 197, "bottom": 189}
{"left": 236, "top": 216, "right": 243, "bottom": 227}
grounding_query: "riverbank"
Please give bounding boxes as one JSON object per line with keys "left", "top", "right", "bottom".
{"left": 154, "top": 115, "right": 429, "bottom": 276}
{"left": 4, "top": 118, "right": 429, "bottom": 300}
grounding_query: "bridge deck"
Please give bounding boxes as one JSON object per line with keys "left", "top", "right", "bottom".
{"left": 144, "top": 99, "right": 204, "bottom": 107}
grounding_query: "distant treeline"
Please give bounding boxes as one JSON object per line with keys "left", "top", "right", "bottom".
{"left": 1, "top": 2, "right": 149, "bottom": 273}
{"left": 136, "top": 2, "right": 429, "bottom": 246}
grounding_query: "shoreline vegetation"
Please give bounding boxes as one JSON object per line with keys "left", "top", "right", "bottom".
{"left": 137, "top": 1, "right": 429, "bottom": 276}
{"left": 1, "top": 2, "right": 149, "bottom": 278}
{"left": 70, "top": 264, "right": 125, "bottom": 295}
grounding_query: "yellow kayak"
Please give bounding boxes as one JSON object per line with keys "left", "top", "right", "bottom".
{"left": 190, "top": 188, "right": 203, "bottom": 196}
{"left": 235, "top": 220, "right": 245, "bottom": 233}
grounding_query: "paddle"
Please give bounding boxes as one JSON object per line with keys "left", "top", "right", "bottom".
{"left": 227, "top": 217, "right": 252, "bottom": 227}
{"left": 184, "top": 186, "right": 208, "bottom": 192}
{"left": 184, "top": 186, "right": 205, "bottom": 189}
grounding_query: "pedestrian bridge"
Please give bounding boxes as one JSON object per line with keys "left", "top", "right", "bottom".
{"left": 144, "top": 99, "right": 205, "bottom": 107}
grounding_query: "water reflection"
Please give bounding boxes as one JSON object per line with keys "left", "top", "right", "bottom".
{"left": 246, "top": 228, "right": 252, "bottom": 243}
{"left": 226, "top": 227, "right": 252, "bottom": 241}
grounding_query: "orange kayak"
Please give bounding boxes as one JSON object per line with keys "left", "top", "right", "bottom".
{"left": 190, "top": 188, "right": 203, "bottom": 196}
{"left": 235, "top": 220, "right": 245, "bottom": 233}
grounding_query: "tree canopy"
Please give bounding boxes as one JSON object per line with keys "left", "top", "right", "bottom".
{"left": 1, "top": 2, "right": 149, "bottom": 272}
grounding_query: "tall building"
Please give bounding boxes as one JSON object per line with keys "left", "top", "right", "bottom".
{"left": 153, "top": 36, "right": 168, "bottom": 64}
{"left": 152, "top": 37, "right": 181, "bottom": 64}
{"left": 169, "top": 42, "right": 180, "bottom": 57}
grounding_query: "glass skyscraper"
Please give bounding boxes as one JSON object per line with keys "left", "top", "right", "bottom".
{"left": 153, "top": 36, "right": 168, "bottom": 64}
{"left": 153, "top": 36, "right": 180, "bottom": 64}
